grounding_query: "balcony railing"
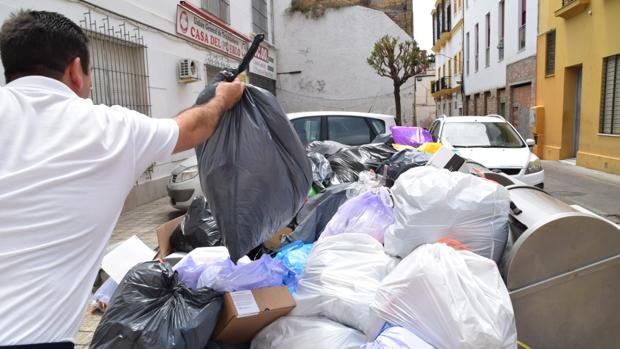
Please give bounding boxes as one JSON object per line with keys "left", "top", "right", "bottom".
{"left": 562, "top": 0, "right": 577, "bottom": 5}
{"left": 498, "top": 39, "right": 504, "bottom": 61}
{"left": 518, "top": 24, "right": 526, "bottom": 50}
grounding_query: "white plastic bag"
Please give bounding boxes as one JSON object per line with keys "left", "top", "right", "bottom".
{"left": 372, "top": 243, "right": 517, "bottom": 349}
{"left": 361, "top": 326, "right": 434, "bottom": 349}
{"left": 251, "top": 316, "right": 366, "bottom": 349}
{"left": 291, "top": 234, "right": 393, "bottom": 338}
{"left": 385, "top": 166, "right": 510, "bottom": 262}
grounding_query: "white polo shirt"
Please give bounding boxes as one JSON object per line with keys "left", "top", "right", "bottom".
{"left": 0, "top": 76, "right": 179, "bottom": 344}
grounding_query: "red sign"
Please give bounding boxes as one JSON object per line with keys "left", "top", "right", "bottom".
{"left": 176, "top": 5, "right": 248, "bottom": 61}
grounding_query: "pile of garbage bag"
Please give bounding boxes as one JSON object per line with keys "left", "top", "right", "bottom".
{"left": 92, "top": 65, "right": 519, "bottom": 347}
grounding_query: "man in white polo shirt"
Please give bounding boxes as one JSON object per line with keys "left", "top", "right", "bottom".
{"left": 0, "top": 10, "right": 244, "bottom": 347}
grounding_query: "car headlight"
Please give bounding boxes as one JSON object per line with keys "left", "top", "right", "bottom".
{"left": 176, "top": 166, "right": 199, "bottom": 182}
{"left": 525, "top": 158, "right": 543, "bottom": 174}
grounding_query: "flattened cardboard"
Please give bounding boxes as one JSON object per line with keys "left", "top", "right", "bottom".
{"left": 428, "top": 146, "right": 466, "bottom": 172}
{"left": 213, "top": 286, "right": 296, "bottom": 344}
{"left": 155, "top": 215, "right": 183, "bottom": 259}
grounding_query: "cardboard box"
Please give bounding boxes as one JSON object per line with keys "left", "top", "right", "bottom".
{"left": 155, "top": 215, "right": 184, "bottom": 259}
{"left": 263, "top": 226, "right": 293, "bottom": 251}
{"left": 427, "top": 146, "right": 466, "bottom": 172}
{"left": 213, "top": 286, "right": 296, "bottom": 344}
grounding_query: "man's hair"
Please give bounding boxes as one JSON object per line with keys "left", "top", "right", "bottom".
{"left": 0, "top": 10, "right": 90, "bottom": 82}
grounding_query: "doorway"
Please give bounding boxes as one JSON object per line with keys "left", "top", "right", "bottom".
{"left": 562, "top": 65, "right": 583, "bottom": 159}
{"left": 572, "top": 66, "right": 582, "bottom": 157}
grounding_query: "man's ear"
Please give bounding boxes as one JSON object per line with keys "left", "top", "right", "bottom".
{"left": 63, "top": 57, "right": 84, "bottom": 95}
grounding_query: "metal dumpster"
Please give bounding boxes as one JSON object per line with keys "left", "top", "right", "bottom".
{"left": 482, "top": 171, "right": 620, "bottom": 349}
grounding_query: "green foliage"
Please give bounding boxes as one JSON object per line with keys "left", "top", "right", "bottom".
{"left": 367, "top": 35, "right": 428, "bottom": 87}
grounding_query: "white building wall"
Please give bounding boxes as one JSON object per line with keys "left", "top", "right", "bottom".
{"left": 0, "top": 0, "right": 257, "bottom": 205}
{"left": 504, "top": 0, "right": 537, "bottom": 65}
{"left": 273, "top": 3, "right": 414, "bottom": 117}
{"left": 463, "top": 0, "right": 506, "bottom": 95}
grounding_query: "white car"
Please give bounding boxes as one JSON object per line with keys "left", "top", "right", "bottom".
{"left": 167, "top": 111, "right": 397, "bottom": 210}
{"left": 167, "top": 156, "right": 201, "bottom": 210}
{"left": 288, "top": 111, "right": 396, "bottom": 146}
{"left": 429, "top": 115, "right": 544, "bottom": 188}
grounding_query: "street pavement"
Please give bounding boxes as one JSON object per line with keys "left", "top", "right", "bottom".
{"left": 543, "top": 160, "right": 620, "bottom": 224}
{"left": 75, "top": 197, "right": 182, "bottom": 348}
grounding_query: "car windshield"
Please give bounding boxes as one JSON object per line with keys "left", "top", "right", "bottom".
{"left": 442, "top": 122, "right": 525, "bottom": 148}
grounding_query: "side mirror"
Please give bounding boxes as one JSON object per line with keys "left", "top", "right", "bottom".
{"left": 526, "top": 138, "right": 536, "bottom": 147}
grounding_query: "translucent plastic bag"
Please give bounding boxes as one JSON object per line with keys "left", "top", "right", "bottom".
{"left": 291, "top": 234, "right": 393, "bottom": 337}
{"left": 385, "top": 166, "right": 510, "bottom": 262}
{"left": 251, "top": 316, "right": 366, "bottom": 349}
{"left": 361, "top": 326, "right": 434, "bottom": 349}
{"left": 275, "top": 241, "right": 314, "bottom": 292}
{"left": 372, "top": 243, "right": 517, "bottom": 349}
{"left": 196, "top": 82, "right": 312, "bottom": 262}
{"left": 390, "top": 126, "right": 433, "bottom": 147}
{"left": 91, "top": 261, "right": 222, "bottom": 349}
{"left": 319, "top": 188, "right": 394, "bottom": 244}
{"left": 92, "top": 278, "right": 118, "bottom": 312}
{"left": 196, "top": 255, "right": 294, "bottom": 292}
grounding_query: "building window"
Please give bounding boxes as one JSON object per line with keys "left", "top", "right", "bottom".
{"left": 475, "top": 23, "right": 479, "bottom": 72}
{"left": 86, "top": 30, "right": 151, "bottom": 115}
{"left": 202, "top": 0, "right": 230, "bottom": 24}
{"left": 498, "top": 0, "right": 505, "bottom": 61}
{"left": 600, "top": 54, "right": 620, "bottom": 135}
{"left": 518, "top": 0, "right": 526, "bottom": 50}
{"left": 485, "top": 13, "right": 490, "bottom": 68}
{"left": 252, "top": 0, "right": 269, "bottom": 36}
{"left": 545, "top": 30, "right": 556, "bottom": 76}
{"left": 466, "top": 32, "right": 470, "bottom": 75}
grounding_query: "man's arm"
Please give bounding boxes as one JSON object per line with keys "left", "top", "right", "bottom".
{"left": 173, "top": 79, "right": 244, "bottom": 153}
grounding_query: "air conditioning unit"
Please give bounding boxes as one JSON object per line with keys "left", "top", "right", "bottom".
{"left": 177, "top": 59, "right": 200, "bottom": 83}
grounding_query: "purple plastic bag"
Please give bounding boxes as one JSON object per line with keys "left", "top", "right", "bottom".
{"left": 175, "top": 255, "right": 208, "bottom": 289}
{"left": 390, "top": 126, "right": 433, "bottom": 147}
{"left": 361, "top": 326, "right": 434, "bottom": 349}
{"left": 196, "top": 255, "right": 294, "bottom": 292}
{"left": 319, "top": 189, "right": 395, "bottom": 244}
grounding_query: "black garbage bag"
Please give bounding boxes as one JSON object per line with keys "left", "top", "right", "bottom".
{"left": 170, "top": 196, "right": 221, "bottom": 253}
{"left": 371, "top": 132, "right": 393, "bottom": 144}
{"left": 289, "top": 183, "right": 354, "bottom": 243}
{"left": 307, "top": 152, "right": 333, "bottom": 189}
{"left": 195, "top": 80, "right": 312, "bottom": 262}
{"left": 377, "top": 149, "right": 432, "bottom": 187}
{"left": 305, "top": 140, "right": 349, "bottom": 156}
{"left": 327, "top": 143, "right": 396, "bottom": 185}
{"left": 91, "top": 261, "right": 222, "bottom": 349}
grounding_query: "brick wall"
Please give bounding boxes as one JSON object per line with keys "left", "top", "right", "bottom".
{"left": 506, "top": 55, "right": 536, "bottom": 138}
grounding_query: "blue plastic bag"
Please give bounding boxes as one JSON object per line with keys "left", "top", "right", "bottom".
{"left": 196, "top": 255, "right": 294, "bottom": 292}
{"left": 275, "top": 241, "right": 313, "bottom": 292}
{"left": 361, "top": 326, "right": 433, "bottom": 349}
{"left": 319, "top": 188, "right": 395, "bottom": 244}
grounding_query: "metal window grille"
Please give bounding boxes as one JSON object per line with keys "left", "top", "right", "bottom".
{"left": 80, "top": 12, "right": 151, "bottom": 116}
{"left": 519, "top": 24, "right": 526, "bottom": 50}
{"left": 485, "top": 13, "right": 490, "bottom": 67}
{"left": 252, "top": 0, "right": 269, "bottom": 36}
{"left": 466, "top": 32, "right": 470, "bottom": 75}
{"left": 202, "top": 0, "right": 230, "bottom": 24}
{"left": 545, "top": 30, "right": 556, "bottom": 76}
{"left": 600, "top": 54, "right": 620, "bottom": 135}
{"left": 475, "top": 24, "right": 479, "bottom": 72}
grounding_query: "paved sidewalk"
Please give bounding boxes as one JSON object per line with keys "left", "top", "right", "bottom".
{"left": 75, "top": 197, "right": 182, "bottom": 348}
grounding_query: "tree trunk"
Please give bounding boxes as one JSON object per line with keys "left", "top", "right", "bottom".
{"left": 393, "top": 84, "right": 402, "bottom": 126}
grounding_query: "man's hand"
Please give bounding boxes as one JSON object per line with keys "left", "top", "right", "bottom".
{"left": 173, "top": 79, "right": 245, "bottom": 153}
{"left": 215, "top": 78, "right": 245, "bottom": 111}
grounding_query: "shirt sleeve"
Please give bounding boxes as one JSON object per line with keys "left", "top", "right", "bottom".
{"left": 110, "top": 106, "right": 179, "bottom": 180}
